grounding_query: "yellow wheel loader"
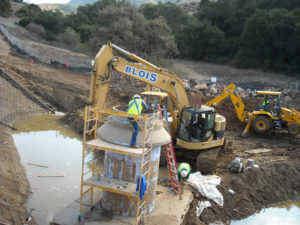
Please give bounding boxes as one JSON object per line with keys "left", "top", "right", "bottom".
{"left": 205, "top": 83, "right": 300, "bottom": 136}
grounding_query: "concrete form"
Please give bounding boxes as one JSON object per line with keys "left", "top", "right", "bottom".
{"left": 52, "top": 185, "right": 193, "bottom": 225}
{"left": 52, "top": 108, "right": 192, "bottom": 224}
{"left": 96, "top": 114, "right": 170, "bottom": 217}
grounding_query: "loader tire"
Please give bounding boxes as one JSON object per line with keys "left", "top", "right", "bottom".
{"left": 288, "top": 123, "right": 300, "bottom": 136}
{"left": 252, "top": 116, "right": 271, "bottom": 133}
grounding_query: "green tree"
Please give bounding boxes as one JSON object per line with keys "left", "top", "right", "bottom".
{"left": 257, "top": 0, "right": 300, "bottom": 10}
{"left": 140, "top": 3, "right": 189, "bottom": 32}
{"left": 66, "top": 0, "right": 118, "bottom": 42}
{"left": 0, "top": 0, "right": 11, "bottom": 17}
{"left": 238, "top": 9, "right": 299, "bottom": 72}
{"left": 88, "top": 4, "right": 178, "bottom": 58}
{"left": 34, "top": 11, "right": 66, "bottom": 35}
{"left": 17, "top": 4, "right": 42, "bottom": 27}
{"left": 237, "top": 10, "right": 271, "bottom": 67}
{"left": 177, "top": 19, "right": 226, "bottom": 60}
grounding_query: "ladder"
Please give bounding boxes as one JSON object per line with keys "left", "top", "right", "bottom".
{"left": 135, "top": 114, "right": 155, "bottom": 225}
{"left": 162, "top": 105, "right": 182, "bottom": 198}
{"left": 79, "top": 106, "right": 99, "bottom": 215}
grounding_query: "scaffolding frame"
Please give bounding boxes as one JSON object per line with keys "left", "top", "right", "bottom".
{"left": 79, "top": 106, "right": 155, "bottom": 224}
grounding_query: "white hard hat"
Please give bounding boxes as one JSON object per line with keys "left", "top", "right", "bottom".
{"left": 133, "top": 94, "right": 141, "bottom": 99}
{"left": 180, "top": 170, "right": 188, "bottom": 178}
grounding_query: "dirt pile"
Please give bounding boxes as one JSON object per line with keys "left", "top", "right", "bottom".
{"left": 213, "top": 97, "right": 262, "bottom": 132}
{"left": 192, "top": 161, "right": 300, "bottom": 224}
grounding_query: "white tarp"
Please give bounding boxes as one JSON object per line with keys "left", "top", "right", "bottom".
{"left": 196, "top": 201, "right": 211, "bottom": 217}
{"left": 187, "top": 171, "right": 224, "bottom": 206}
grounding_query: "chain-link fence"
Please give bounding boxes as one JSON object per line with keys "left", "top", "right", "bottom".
{"left": 0, "top": 76, "right": 45, "bottom": 127}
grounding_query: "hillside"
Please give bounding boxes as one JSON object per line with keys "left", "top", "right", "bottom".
{"left": 68, "top": 0, "right": 97, "bottom": 6}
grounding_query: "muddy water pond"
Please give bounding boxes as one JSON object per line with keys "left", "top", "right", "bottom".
{"left": 230, "top": 201, "right": 300, "bottom": 225}
{"left": 13, "top": 114, "right": 82, "bottom": 225}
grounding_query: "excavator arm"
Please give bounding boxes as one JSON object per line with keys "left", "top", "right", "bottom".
{"left": 89, "top": 43, "right": 190, "bottom": 134}
{"left": 205, "top": 83, "right": 248, "bottom": 122}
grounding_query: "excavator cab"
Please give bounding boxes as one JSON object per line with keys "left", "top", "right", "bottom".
{"left": 178, "top": 106, "right": 216, "bottom": 143}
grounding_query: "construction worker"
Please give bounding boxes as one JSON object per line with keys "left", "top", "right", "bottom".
{"left": 178, "top": 162, "right": 191, "bottom": 182}
{"left": 262, "top": 99, "right": 270, "bottom": 111}
{"left": 127, "top": 94, "right": 148, "bottom": 148}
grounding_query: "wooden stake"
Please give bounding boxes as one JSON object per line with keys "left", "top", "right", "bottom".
{"left": 37, "top": 175, "right": 64, "bottom": 178}
{"left": 27, "top": 163, "right": 49, "bottom": 168}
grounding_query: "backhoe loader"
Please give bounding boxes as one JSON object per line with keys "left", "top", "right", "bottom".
{"left": 89, "top": 43, "right": 226, "bottom": 173}
{"left": 205, "top": 83, "right": 300, "bottom": 136}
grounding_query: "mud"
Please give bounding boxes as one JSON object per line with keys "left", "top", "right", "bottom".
{"left": 185, "top": 161, "right": 300, "bottom": 224}
{"left": 0, "top": 125, "right": 38, "bottom": 225}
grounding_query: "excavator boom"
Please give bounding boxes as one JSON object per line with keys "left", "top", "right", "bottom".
{"left": 205, "top": 83, "right": 248, "bottom": 122}
{"left": 88, "top": 43, "right": 227, "bottom": 174}
{"left": 89, "top": 43, "right": 190, "bottom": 136}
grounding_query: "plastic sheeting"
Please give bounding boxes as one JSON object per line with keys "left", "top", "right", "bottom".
{"left": 187, "top": 171, "right": 224, "bottom": 206}
{"left": 196, "top": 201, "right": 211, "bottom": 217}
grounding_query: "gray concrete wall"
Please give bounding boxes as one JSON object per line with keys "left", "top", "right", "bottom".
{"left": 0, "top": 22, "right": 92, "bottom": 72}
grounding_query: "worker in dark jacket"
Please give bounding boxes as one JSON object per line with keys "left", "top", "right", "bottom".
{"left": 127, "top": 94, "right": 148, "bottom": 148}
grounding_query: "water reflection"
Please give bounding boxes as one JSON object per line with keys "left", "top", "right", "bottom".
{"left": 13, "top": 114, "right": 82, "bottom": 225}
{"left": 231, "top": 201, "right": 300, "bottom": 225}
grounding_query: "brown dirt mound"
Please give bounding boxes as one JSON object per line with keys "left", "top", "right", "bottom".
{"left": 185, "top": 161, "right": 300, "bottom": 224}
{"left": 213, "top": 97, "right": 262, "bottom": 132}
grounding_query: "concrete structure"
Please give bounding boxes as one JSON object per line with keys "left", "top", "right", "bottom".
{"left": 52, "top": 108, "right": 193, "bottom": 225}
{"left": 96, "top": 114, "right": 171, "bottom": 216}
{"left": 52, "top": 185, "right": 193, "bottom": 225}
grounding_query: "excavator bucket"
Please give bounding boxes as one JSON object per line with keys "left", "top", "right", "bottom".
{"left": 242, "top": 114, "right": 256, "bottom": 136}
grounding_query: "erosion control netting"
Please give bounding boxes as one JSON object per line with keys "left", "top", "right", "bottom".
{"left": 0, "top": 76, "right": 45, "bottom": 127}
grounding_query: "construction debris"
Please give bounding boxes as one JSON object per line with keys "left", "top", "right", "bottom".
{"left": 196, "top": 201, "right": 211, "bottom": 217}
{"left": 245, "top": 148, "right": 273, "bottom": 154}
{"left": 187, "top": 172, "right": 223, "bottom": 206}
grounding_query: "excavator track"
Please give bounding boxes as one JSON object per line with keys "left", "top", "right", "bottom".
{"left": 173, "top": 142, "right": 224, "bottom": 175}
{"left": 195, "top": 147, "right": 221, "bottom": 174}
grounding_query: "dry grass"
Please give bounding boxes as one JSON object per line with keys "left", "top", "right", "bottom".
{"left": 170, "top": 59, "right": 295, "bottom": 89}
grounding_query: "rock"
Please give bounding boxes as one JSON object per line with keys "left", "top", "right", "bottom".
{"left": 184, "top": 82, "right": 191, "bottom": 91}
{"left": 194, "top": 83, "right": 208, "bottom": 91}
{"left": 284, "top": 96, "right": 292, "bottom": 102}
{"left": 209, "top": 87, "right": 218, "bottom": 95}
{"left": 236, "top": 87, "right": 244, "bottom": 93}
{"left": 190, "top": 93, "right": 202, "bottom": 106}
{"left": 240, "top": 93, "right": 246, "bottom": 98}
{"left": 246, "top": 89, "right": 255, "bottom": 98}
{"left": 189, "top": 78, "right": 198, "bottom": 86}
{"left": 228, "top": 189, "right": 235, "bottom": 195}
{"left": 210, "top": 82, "right": 216, "bottom": 88}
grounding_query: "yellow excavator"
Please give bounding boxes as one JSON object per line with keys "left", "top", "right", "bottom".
{"left": 89, "top": 43, "right": 226, "bottom": 173}
{"left": 205, "top": 83, "right": 300, "bottom": 136}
